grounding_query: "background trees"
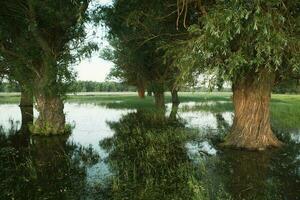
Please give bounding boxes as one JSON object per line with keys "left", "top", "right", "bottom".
{"left": 98, "top": 0, "right": 189, "bottom": 108}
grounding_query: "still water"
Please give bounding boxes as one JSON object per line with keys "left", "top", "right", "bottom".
{"left": 0, "top": 101, "right": 299, "bottom": 200}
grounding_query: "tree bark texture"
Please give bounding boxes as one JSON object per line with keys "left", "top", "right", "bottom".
{"left": 32, "top": 93, "right": 66, "bottom": 135}
{"left": 222, "top": 70, "right": 282, "bottom": 150}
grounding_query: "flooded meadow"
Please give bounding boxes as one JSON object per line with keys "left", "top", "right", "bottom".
{"left": 0, "top": 93, "right": 299, "bottom": 200}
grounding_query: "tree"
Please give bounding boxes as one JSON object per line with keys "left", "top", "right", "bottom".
{"left": 0, "top": 57, "right": 34, "bottom": 129}
{"left": 98, "top": 0, "right": 188, "bottom": 108}
{"left": 0, "top": 0, "right": 94, "bottom": 135}
{"left": 174, "top": 0, "right": 300, "bottom": 150}
{"left": 102, "top": 39, "right": 149, "bottom": 98}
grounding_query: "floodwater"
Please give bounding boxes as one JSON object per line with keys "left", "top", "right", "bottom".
{"left": 0, "top": 101, "right": 299, "bottom": 200}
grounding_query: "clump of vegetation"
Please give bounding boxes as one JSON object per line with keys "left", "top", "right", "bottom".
{"left": 99, "top": 110, "right": 232, "bottom": 200}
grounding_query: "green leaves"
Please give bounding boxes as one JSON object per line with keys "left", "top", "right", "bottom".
{"left": 173, "top": 0, "right": 300, "bottom": 85}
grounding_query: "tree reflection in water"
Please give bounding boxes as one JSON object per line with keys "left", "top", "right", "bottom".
{"left": 212, "top": 113, "right": 300, "bottom": 200}
{"left": 0, "top": 109, "right": 100, "bottom": 200}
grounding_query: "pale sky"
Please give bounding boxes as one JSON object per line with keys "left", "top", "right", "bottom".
{"left": 74, "top": 0, "right": 113, "bottom": 82}
{"left": 74, "top": 57, "right": 113, "bottom": 82}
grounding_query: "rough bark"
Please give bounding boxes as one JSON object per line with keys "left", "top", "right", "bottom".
{"left": 32, "top": 93, "right": 66, "bottom": 135}
{"left": 222, "top": 70, "right": 282, "bottom": 150}
{"left": 19, "top": 89, "right": 33, "bottom": 132}
{"left": 154, "top": 91, "right": 165, "bottom": 109}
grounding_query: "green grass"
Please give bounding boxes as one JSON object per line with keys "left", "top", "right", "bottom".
{"left": 270, "top": 94, "right": 300, "bottom": 130}
{"left": 0, "top": 94, "right": 20, "bottom": 104}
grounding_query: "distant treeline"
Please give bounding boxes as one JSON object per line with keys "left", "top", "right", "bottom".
{"left": 71, "top": 81, "right": 136, "bottom": 92}
{"left": 273, "top": 79, "right": 300, "bottom": 94}
{"left": 0, "top": 82, "right": 20, "bottom": 93}
{"left": 0, "top": 80, "right": 299, "bottom": 94}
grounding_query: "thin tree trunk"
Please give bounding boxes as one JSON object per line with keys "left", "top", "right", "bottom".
{"left": 154, "top": 91, "right": 165, "bottom": 109}
{"left": 222, "top": 70, "right": 282, "bottom": 150}
{"left": 147, "top": 90, "right": 153, "bottom": 96}
{"left": 171, "top": 89, "right": 180, "bottom": 104}
{"left": 32, "top": 92, "right": 66, "bottom": 135}
{"left": 137, "top": 86, "right": 145, "bottom": 99}
{"left": 19, "top": 89, "right": 33, "bottom": 132}
{"left": 169, "top": 101, "right": 179, "bottom": 120}
{"left": 169, "top": 89, "right": 180, "bottom": 120}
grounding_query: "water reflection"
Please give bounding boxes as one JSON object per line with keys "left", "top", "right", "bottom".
{"left": 100, "top": 110, "right": 230, "bottom": 199}
{"left": 215, "top": 146, "right": 300, "bottom": 200}
{"left": 0, "top": 102, "right": 299, "bottom": 200}
{"left": 0, "top": 122, "right": 100, "bottom": 199}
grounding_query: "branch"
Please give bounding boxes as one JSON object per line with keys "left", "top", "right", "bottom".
{"left": 27, "top": 0, "right": 53, "bottom": 56}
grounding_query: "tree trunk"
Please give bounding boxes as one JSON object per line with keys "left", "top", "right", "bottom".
{"left": 154, "top": 91, "right": 165, "bottom": 109}
{"left": 222, "top": 70, "right": 282, "bottom": 150}
{"left": 147, "top": 91, "right": 153, "bottom": 96}
{"left": 19, "top": 89, "right": 33, "bottom": 132}
{"left": 32, "top": 93, "right": 66, "bottom": 135}
{"left": 137, "top": 86, "right": 145, "bottom": 99}
{"left": 171, "top": 89, "right": 180, "bottom": 105}
{"left": 169, "top": 89, "right": 180, "bottom": 120}
{"left": 169, "top": 102, "right": 179, "bottom": 120}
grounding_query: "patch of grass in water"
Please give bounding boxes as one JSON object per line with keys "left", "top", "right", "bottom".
{"left": 181, "top": 102, "right": 233, "bottom": 113}
{"left": 0, "top": 94, "right": 20, "bottom": 104}
{"left": 100, "top": 110, "right": 231, "bottom": 200}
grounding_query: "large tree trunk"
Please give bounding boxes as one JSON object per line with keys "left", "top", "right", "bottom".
{"left": 222, "top": 70, "right": 282, "bottom": 150}
{"left": 154, "top": 91, "right": 165, "bottom": 109}
{"left": 32, "top": 93, "right": 66, "bottom": 135}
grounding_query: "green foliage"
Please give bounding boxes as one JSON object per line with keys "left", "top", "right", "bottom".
{"left": 97, "top": 0, "right": 188, "bottom": 93}
{"left": 0, "top": 0, "right": 94, "bottom": 98}
{"left": 100, "top": 110, "right": 210, "bottom": 200}
{"left": 273, "top": 79, "right": 300, "bottom": 94}
{"left": 0, "top": 81, "right": 20, "bottom": 93}
{"left": 172, "top": 0, "right": 300, "bottom": 85}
